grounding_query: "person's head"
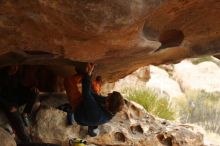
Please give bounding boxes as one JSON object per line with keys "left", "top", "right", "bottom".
{"left": 7, "top": 65, "right": 19, "bottom": 75}
{"left": 106, "top": 91, "right": 124, "bottom": 114}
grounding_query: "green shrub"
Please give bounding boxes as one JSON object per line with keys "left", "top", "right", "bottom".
{"left": 123, "top": 88, "right": 176, "bottom": 120}
{"left": 178, "top": 90, "right": 220, "bottom": 134}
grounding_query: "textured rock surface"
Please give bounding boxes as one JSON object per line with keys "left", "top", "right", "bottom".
{"left": 1, "top": 0, "right": 220, "bottom": 81}
{"left": 0, "top": 128, "right": 16, "bottom": 146}
{"left": 32, "top": 96, "right": 204, "bottom": 146}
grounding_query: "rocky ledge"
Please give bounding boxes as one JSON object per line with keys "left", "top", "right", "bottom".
{"left": 1, "top": 1, "right": 220, "bottom": 81}
{"left": 27, "top": 95, "right": 204, "bottom": 146}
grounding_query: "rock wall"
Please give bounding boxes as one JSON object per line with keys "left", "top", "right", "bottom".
{"left": 0, "top": 128, "right": 16, "bottom": 146}
{"left": 1, "top": 0, "right": 220, "bottom": 81}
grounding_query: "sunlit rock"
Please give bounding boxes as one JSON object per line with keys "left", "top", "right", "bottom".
{"left": 103, "top": 65, "right": 184, "bottom": 100}
{"left": 113, "top": 67, "right": 149, "bottom": 91}
{"left": 146, "top": 65, "right": 185, "bottom": 99}
{"left": 32, "top": 96, "right": 204, "bottom": 146}
{"left": 0, "top": 127, "right": 16, "bottom": 146}
{"left": 173, "top": 60, "right": 220, "bottom": 92}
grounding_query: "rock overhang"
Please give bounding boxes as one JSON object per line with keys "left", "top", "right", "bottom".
{"left": 1, "top": 0, "right": 220, "bottom": 82}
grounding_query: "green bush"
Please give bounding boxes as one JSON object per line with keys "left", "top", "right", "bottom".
{"left": 123, "top": 88, "right": 176, "bottom": 120}
{"left": 179, "top": 90, "right": 220, "bottom": 134}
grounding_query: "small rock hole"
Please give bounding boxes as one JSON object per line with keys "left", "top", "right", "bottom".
{"left": 114, "top": 132, "right": 126, "bottom": 142}
{"left": 130, "top": 125, "right": 144, "bottom": 134}
{"left": 157, "top": 134, "right": 173, "bottom": 146}
{"left": 161, "top": 121, "right": 167, "bottom": 125}
{"left": 156, "top": 29, "right": 184, "bottom": 52}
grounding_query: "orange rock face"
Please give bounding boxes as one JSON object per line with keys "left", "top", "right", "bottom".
{"left": 1, "top": 0, "right": 220, "bottom": 81}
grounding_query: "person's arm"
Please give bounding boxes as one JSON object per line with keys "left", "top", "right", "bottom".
{"left": 82, "top": 73, "right": 92, "bottom": 99}
{"left": 82, "top": 73, "right": 106, "bottom": 108}
{"left": 82, "top": 63, "right": 95, "bottom": 99}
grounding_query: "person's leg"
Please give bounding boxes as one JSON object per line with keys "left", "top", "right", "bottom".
{"left": 21, "top": 87, "right": 38, "bottom": 114}
{"left": 57, "top": 103, "right": 75, "bottom": 125}
{"left": 67, "top": 110, "right": 74, "bottom": 125}
{"left": 65, "top": 104, "right": 75, "bottom": 125}
{"left": 16, "top": 86, "right": 38, "bottom": 126}
{"left": 0, "top": 97, "right": 31, "bottom": 142}
{"left": 88, "top": 126, "right": 99, "bottom": 137}
{"left": 6, "top": 111, "right": 31, "bottom": 142}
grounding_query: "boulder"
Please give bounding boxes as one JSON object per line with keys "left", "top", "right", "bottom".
{"left": 103, "top": 65, "right": 184, "bottom": 100}
{"left": 173, "top": 60, "right": 220, "bottom": 92}
{"left": 146, "top": 65, "right": 185, "bottom": 99}
{"left": 101, "top": 67, "right": 149, "bottom": 94}
{"left": 0, "top": 127, "right": 16, "bottom": 146}
{"left": 32, "top": 97, "right": 204, "bottom": 146}
{"left": 39, "top": 93, "right": 69, "bottom": 108}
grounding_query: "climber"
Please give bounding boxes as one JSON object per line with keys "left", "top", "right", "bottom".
{"left": 92, "top": 75, "right": 102, "bottom": 95}
{"left": 0, "top": 65, "right": 39, "bottom": 142}
{"left": 76, "top": 63, "right": 124, "bottom": 136}
{"left": 62, "top": 63, "right": 125, "bottom": 137}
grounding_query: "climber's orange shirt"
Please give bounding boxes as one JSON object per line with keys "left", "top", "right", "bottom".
{"left": 92, "top": 80, "right": 101, "bottom": 94}
{"left": 64, "top": 74, "right": 82, "bottom": 112}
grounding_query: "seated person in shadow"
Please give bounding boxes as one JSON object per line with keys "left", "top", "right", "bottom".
{"left": 0, "top": 65, "right": 39, "bottom": 143}
{"left": 62, "top": 63, "right": 125, "bottom": 137}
